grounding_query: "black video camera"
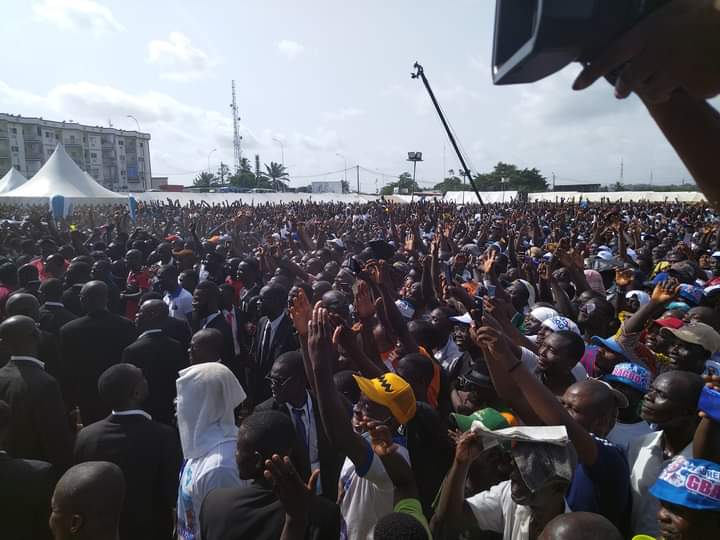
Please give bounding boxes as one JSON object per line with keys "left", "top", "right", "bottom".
{"left": 492, "top": 0, "right": 669, "bottom": 85}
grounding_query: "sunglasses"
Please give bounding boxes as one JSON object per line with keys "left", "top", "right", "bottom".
{"left": 265, "top": 374, "right": 294, "bottom": 389}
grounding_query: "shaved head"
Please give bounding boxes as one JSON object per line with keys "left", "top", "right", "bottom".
{"left": 539, "top": 511, "right": 622, "bottom": 540}
{"left": 189, "top": 328, "right": 224, "bottom": 365}
{"left": 5, "top": 293, "right": 40, "bottom": 321}
{"left": 50, "top": 461, "right": 125, "bottom": 540}
{"left": 0, "top": 315, "right": 39, "bottom": 355}
{"left": 80, "top": 281, "right": 108, "bottom": 314}
{"left": 136, "top": 299, "right": 169, "bottom": 331}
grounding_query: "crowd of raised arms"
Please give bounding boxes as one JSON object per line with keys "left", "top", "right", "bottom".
{"left": 1, "top": 197, "right": 720, "bottom": 540}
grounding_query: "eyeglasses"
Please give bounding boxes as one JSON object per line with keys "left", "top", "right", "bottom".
{"left": 456, "top": 376, "right": 481, "bottom": 391}
{"left": 265, "top": 374, "right": 293, "bottom": 389}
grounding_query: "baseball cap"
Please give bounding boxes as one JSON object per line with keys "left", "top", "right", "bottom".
{"left": 603, "top": 362, "right": 652, "bottom": 394}
{"left": 712, "top": 251, "right": 720, "bottom": 259}
{"left": 542, "top": 316, "right": 581, "bottom": 336}
{"left": 451, "top": 407, "right": 516, "bottom": 433}
{"left": 650, "top": 456, "right": 720, "bottom": 511}
{"left": 666, "top": 301, "right": 691, "bottom": 313}
{"left": 652, "top": 317, "right": 685, "bottom": 330}
{"left": 449, "top": 312, "right": 473, "bottom": 326}
{"left": 353, "top": 372, "right": 417, "bottom": 425}
{"left": 661, "top": 322, "right": 720, "bottom": 354}
{"left": 677, "top": 284, "right": 704, "bottom": 306}
{"left": 591, "top": 336, "right": 636, "bottom": 363}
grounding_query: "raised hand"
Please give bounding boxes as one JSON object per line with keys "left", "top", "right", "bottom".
{"left": 538, "top": 262, "right": 552, "bottom": 281}
{"left": 307, "top": 302, "right": 339, "bottom": 369}
{"left": 354, "top": 280, "right": 376, "bottom": 320}
{"left": 615, "top": 268, "right": 634, "bottom": 288}
{"left": 288, "top": 288, "right": 311, "bottom": 337}
{"left": 481, "top": 250, "right": 498, "bottom": 275}
{"left": 364, "top": 419, "right": 400, "bottom": 457}
{"left": 264, "top": 454, "right": 318, "bottom": 520}
{"left": 651, "top": 279, "right": 679, "bottom": 305}
{"left": 453, "top": 430, "right": 484, "bottom": 465}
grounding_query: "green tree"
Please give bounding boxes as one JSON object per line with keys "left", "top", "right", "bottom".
{"left": 264, "top": 161, "right": 289, "bottom": 191}
{"left": 228, "top": 158, "right": 257, "bottom": 189}
{"left": 380, "top": 172, "right": 419, "bottom": 196}
{"left": 193, "top": 171, "right": 216, "bottom": 187}
{"left": 434, "top": 175, "right": 471, "bottom": 193}
{"left": 472, "top": 162, "right": 548, "bottom": 192}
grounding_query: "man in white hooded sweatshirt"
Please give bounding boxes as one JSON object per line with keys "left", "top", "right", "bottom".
{"left": 176, "top": 362, "right": 248, "bottom": 540}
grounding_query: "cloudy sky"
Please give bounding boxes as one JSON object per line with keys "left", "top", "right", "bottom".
{"left": 0, "top": 0, "right": 709, "bottom": 191}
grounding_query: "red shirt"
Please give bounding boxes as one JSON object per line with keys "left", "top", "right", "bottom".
{"left": 125, "top": 269, "right": 150, "bottom": 319}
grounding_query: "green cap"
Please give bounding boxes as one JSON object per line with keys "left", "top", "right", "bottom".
{"left": 451, "top": 408, "right": 511, "bottom": 433}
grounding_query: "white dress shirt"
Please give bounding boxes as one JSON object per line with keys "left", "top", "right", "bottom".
{"left": 111, "top": 409, "right": 152, "bottom": 420}
{"left": 285, "top": 391, "right": 319, "bottom": 471}
{"left": 10, "top": 355, "right": 45, "bottom": 369}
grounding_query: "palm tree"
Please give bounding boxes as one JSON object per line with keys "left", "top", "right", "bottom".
{"left": 193, "top": 171, "right": 216, "bottom": 187}
{"left": 264, "top": 161, "right": 289, "bottom": 191}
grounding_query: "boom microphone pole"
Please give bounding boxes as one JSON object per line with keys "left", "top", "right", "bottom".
{"left": 412, "top": 62, "right": 484, "bottom": 206}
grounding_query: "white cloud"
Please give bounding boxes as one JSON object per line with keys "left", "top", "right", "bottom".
{"left": 322, "top": 108, "right": 365, "bottom": 122}
{"left": 32, "top": 0, "right": 125, "bottom": 34}
{"left": 147, "top": 32, "right": 214, "bottom": 81}
{"left": 277, "top": 40, "right": 305, "bottom": 60}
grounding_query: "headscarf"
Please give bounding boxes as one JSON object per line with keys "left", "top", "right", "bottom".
{"left": 626, "top": 290, "right": 651, "bottom": 307}
{"left": 542, "top": 316, "right": 581, "bottom": 336}
{"left": 516, "top": 279, "right": 536, "bottom": 311}
{"left": 176, "top": 363, "right": 247, "bottom": 459}
{"left": 584, "top": 270, "right": 605, "bottom": 294}
{"left": 530, "top": 307, "right": 559, "bottom": 323}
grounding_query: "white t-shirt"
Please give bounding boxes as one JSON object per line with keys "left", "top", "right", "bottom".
{"left": 177, "top": 439, "right": 248, "bottom": 540}
{"left": 520, "top": 347, "right": 588, "bottom": 382}
{"left": 607, "top": 420, "right": 654, "bottom": 455}
{"left": 466, "top": 480, "right": 569, "bottom": 540}
{"left": 339, "top": 438, "right": 411, "bottom": 540}
{"left": 627, "top": 430, "right": 693, "bottom": 537}
{"left": 164, "top": 287, "right": 194, "bottom": 322}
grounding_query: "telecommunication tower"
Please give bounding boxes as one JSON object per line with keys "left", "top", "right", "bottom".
{"left": 230, "top": 80, "right": 242, "bottom": 172}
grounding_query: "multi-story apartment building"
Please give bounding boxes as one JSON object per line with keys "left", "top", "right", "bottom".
{"left": 0, "top": 113, "right": 152, "bottom": 192}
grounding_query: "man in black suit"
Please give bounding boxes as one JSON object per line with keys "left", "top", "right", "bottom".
{"left": 256, "top": 351, "right": 343, "bottom": 501}
{"left": 74, "top": 364, "right": 182, "bottom": 540}
{"left": 59, "top": 281, "right": 136, "bottom": 425}
{"left": 0, "top": 315, "right": 74, "bottom": 469}
{"left": 250, "top": 285, "right": 299, "bottom": 404}
{"left": 121, "top": 300, "right": 187, "bottom": 426}
{"left": 190, "top": 281, "right": 237, "bottom": 377}
{"left": 139, "top": 292, "right": 192, "bottom": 351}
{"left": 200, "top": 410, "right": 340, "bottom": 540}
{"left": 38, "top": 279, "right": 77, "bottom": 336}
{"left": 0, "top": 399, "right": 54, "bottom": 540}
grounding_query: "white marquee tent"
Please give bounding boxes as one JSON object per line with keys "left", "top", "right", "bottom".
{"left": 0, "top": 144, "right": 128, "bottom": 206}
{"left": 0, "top": 168, "right": 28, "bottom": 193}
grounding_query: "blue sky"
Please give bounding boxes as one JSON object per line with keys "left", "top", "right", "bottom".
{"left": 0, "top": 0, "right": 707, "bottom": 190}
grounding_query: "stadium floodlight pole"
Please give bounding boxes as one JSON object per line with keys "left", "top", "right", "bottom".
{"left": 411, "top": 62, "right": 484, "bottom": 206}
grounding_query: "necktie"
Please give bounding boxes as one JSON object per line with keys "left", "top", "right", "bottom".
{"left": 293, "top": 408, "right": 308, "bottom": 451}
{"left": 260, "top": 323, "right": 271, "bottom": 366}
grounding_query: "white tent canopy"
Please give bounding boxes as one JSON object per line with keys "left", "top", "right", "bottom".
{"left": 0, "top": 144, "right": 127, "bottom": 205}
{"left": 0, "top": 168, "right": 28, "bottom": 193}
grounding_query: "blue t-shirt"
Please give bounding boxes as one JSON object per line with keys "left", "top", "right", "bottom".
{"left": 567, "top": 437, "right": 631, "bottom": 536}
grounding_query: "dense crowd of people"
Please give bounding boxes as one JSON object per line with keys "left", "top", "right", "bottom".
{"left": 0, "top": 197, "right": 719, "bottom": 540}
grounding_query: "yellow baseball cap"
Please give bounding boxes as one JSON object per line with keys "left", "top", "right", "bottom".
{"left": 352, "top": 372, "right": 417, "bottom": 425}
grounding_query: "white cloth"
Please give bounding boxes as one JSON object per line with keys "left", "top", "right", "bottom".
{"left": 466, "top": 480, "right": 569, "bottom": 540}
{"left": 627, "top": 430, "right": 693, "bottom": 537}
{"left": 285, "top": 392, "right": 319, "bottom": 471}
{"left": 520, "top": 347, "right": 588, "bottom": 383}
{"left": 529, "top": 307, "right": 559, "bottom": 323}
{"left": 339, "top": 439, "right": 410, "bottom": 540}
{"left": 164, "top": 287, "right": 193, "bottom": 322}
{"left": 223, "top": 309, "right": 241, "bottom": 356}
{"left": 607, "top": 421, "right": 654, "bottom": 455}
{"left": 176, "top": 439, "right": 248, "bottom": 540}
{"left": 175, "top": 363, "right": 247, "bottom": 459}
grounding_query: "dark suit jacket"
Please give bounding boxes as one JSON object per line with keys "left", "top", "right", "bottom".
{"left": 0, "top": 360, "right": 74, "bottom": 469}
{"left": 121, "top": 331, "right": 187, "bottom": 426}
{"left": 59, "top": 311, "right": 137, "bottom": 424}
{"left": 163, "top": 316, "right": 191, "bottom": 352}
{"left": 192, "top": 312, "right": 240, "bottom": 381}
{"left": 74, "top": 413, "right": 182, "bottom": 540}
{"left": 200, "top": 482, "right": 341, "bottom": 540}
{"left": 250, "top": 314, "right": 299, "bottom": 404}
{"left": 0, "top": 452, "right": 53, "bottom": 540}
{"left": 38, "top": 303, "right": 77, "bottom": 335}
{"left": 256, "top": 395, "right": 344, "bottom": 501}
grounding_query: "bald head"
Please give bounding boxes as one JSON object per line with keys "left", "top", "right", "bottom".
{"left": 539, "top": 512, "right": 622, "bottom": 540}
{"left": 562, "top": 379, "right": 624, "bottom": 437}
{"left": 136, "top": 299, "right": 169, "bottom": 332}
{"left": 80, "top": 280, "right": 108, "bottom": 314}
{"left": 0, "top": 315, "right": 39, "bottom": 356}
{"left": 189, "top": 328, "right": 224, "bottom": 365}
{"left": 50, "top": 461, "right": 125, "bottom": 540}
{"left": 5, "top": 293, "right": 40, "bottom": 321}
{"left": 98, "top": 364, "right": 147, "bottom": 411}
